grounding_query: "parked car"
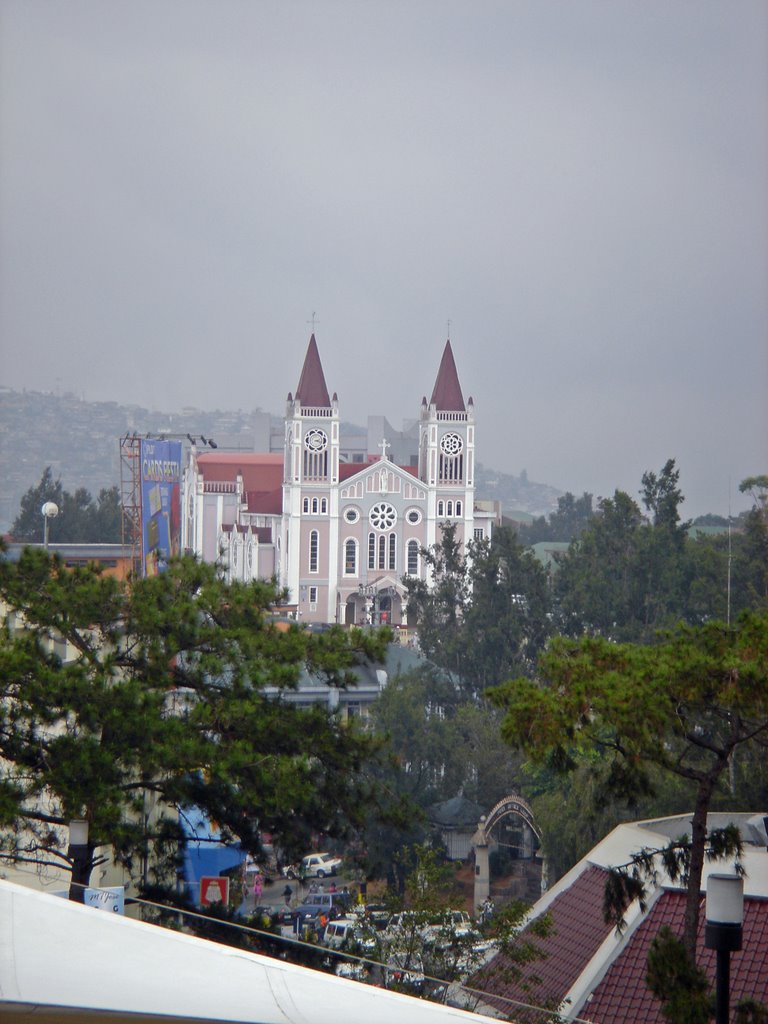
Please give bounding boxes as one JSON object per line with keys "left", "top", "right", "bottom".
{"left": 322, "top": 916, "right": 377, "bottom": 954}
{"left": 282, "top": 852, "right": 343, "bottom": 880}
{"left": 384, "top": 951, "right": 425, "bottom": 993}
{"left": 291, "top": 891, "right": 352, "bottom": 928}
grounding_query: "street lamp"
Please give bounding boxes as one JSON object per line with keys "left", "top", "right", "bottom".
{"left": 358, "top": 584, "right": 377, "bottom": 624}
{"left": 68, "top": 818, "right": 90, "bottom": 903}
{"left": 705, "top": 873, "right": 744, "bottom": 1024}
{"left": 41, "top": 501, "right": 59, "bottom": 549}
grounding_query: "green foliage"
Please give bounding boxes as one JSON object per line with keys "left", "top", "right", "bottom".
{"left": 403, "top": 523, "right": 551, "bottom": 692}
{"left": 11, "top": 467, "right": 122, "bottom": 543}
{"left": 517, "top": 491, "right": 595, "bottom": 545}
{"left": 0, "top": 549, "right": 391, "bottom": 892}
{"left": 489, "top": 613, "right": 768, "bottom": 961}
{"left": 646, "top": 927, "right": 713, "bottom": 1024}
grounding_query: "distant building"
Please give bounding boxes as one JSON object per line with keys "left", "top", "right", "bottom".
{"left": 183, "top": 335, "right": 498, "bottom": 626}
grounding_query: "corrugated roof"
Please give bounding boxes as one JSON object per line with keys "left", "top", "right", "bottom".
{"left": 584, "top": 891, "right": 768, "bottom": 1022}
{"left": 430, "top": 340, "right": 465, "bottom": 412}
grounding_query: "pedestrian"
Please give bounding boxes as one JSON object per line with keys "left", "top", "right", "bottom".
{"left": 328, "top": 881, "right": 337, "bottom": 893}
{"left": 253, "top": 872, "right": 263, "bottom": 902}
{"left": 282, "top": 883, "right": 293, "bottom": 905}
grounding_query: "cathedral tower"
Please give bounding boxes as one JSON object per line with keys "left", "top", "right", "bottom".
{"left": 419, "top": 340, "right": 475, "bottom": 553}
{"left": 281, "top": 335, "right": 340, "bottom": 617}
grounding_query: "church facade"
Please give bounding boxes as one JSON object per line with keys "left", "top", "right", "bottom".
{"left": 182, "top": 336, "right": 494, "bottom": 627}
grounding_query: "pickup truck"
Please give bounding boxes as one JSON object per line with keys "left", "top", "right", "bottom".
{"left": 282, "top": 852, "right": 343, "bottom": 879}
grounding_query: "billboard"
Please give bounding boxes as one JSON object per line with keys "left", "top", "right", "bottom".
{"left": 140, "top": 439, "right": 182, "bottom": 577}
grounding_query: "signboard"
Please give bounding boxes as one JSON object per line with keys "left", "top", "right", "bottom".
{"left": 52, "top": 886, "right": 125, "bottom": 914}
{"left": 85, "top": 886, "right": 125, "bottom": 914}
{"left": 140, "top": 439, "right": 182, "bottom": 577}
{"left": 200, "top": 875, "right": 230, "bottom": 906}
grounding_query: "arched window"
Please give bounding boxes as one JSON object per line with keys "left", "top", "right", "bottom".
{"left": 377, "top": 535, "right": 386, "bottom": 570}
{"left": 407, "top": 539, "right": 419, "bottom": 576}
{"left": 456, "top": 500, "right": 462, "bottom": 517}
{"left": 309, "top": 530, "right": 319, "bottom": 573}
{"left": 311, "top": 497, "right": 319, "bottom": 515}
{"left": 302, "top": 497, "right": 309, "bottom": 514}
{"left": 437, "top": 500, "right": 445, "bottom": 517}
{"left": 320, "top": 497, "right": 328, "bottom": 514}
{"left": 388, "top": 533, "right": 396, "bottom": 571}
{"left": 344, "top": 538, "right": 357, "bottom": 576}
{"left": 446, "top": 501, "right": 454, "bottom": 517}
{"left": 368, "top": 532, "right": 376, "bottom": 569}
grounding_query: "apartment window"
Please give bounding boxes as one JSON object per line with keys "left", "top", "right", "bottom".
{"left": 474, "top": 527, "right": 484, "bottom": 541}
{"left": 309, "top": 530, "right": 319, "bottom": 573}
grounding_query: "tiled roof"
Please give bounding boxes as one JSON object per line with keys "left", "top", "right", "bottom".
{"left": 475, "top": 865, "right": 612, "bottom": 1019}
{"left": 430, "top": 340, "right": 465, "bottom": 412}
{"left": 197, "top": 452, "right": 283, "bottom": 495}
{"left": 583, "top": 891, "right": 768, "bottom": 1023}
{"left": 245, "top": 488, "right": 284, "bottom": 515}
{"left": 295, "top": 334, "right": 331, "bottom": 407}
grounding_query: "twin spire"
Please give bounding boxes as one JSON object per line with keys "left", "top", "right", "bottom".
{"left": 294, "top": 334, "right": 465, "bottom": 412}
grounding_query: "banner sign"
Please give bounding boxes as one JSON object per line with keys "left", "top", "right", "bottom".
{"left": 200, "top": 875, "right": 230, "bottom": 906}
{"left": 140, "top": 438, "right": 182, "bottom": 577}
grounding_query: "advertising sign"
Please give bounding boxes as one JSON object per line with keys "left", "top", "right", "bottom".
{"left": 140, "top": 439, "right": 182, "bottom": 577}
{"left": 200, "top": 875, "right": 230, "bottom": 906}
{"left": 85, "top": 886, "right": 125, "bottom": 914}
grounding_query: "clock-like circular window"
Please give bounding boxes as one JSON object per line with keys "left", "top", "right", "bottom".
{"left": 369, "top": 502, "right": 397, "bottom": 531}
{"left": 440, "top": 432, "right": 464, "bottom": 456}
{"left": 406, "top": 508, "right": 422, "bottom": 525}
{"left": 343, "top": 506, "right": 360, "bottom": 524}
{"left": 304, "top": 428, "right": 328, "bottom": 452}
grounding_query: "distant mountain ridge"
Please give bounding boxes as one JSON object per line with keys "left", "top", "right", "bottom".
{"left": 0, "top": 388, "right": 562, "bottom": 533}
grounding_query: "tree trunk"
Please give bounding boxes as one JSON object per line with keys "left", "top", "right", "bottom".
{"left": 68, "top": 845, "right": 94, "bottom": 903}
{"left": 682, "top": 773, "right": 717, "bottom": 962}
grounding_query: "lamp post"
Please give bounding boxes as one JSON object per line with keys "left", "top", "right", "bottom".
{"left": 68, "top": 818, "right": 91, "bottom": 903}
{"left": 358, "top": 583, "right": 377, "bottom": 625}
{"left": 41, "top": 501, "right": 59, "bottom": 549}
{"left": 705, "top": 873, "right": 744, "bottom": 1024}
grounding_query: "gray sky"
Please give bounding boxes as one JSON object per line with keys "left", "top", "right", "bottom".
{"left": 1, "top": 1, "right": 766, "bottom": 518}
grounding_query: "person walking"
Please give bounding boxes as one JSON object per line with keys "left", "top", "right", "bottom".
{"left": 252, "top": 872, "right": 263, "bottom": 903}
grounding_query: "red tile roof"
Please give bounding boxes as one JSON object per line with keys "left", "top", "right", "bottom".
{"left": 475, "top": 865, "right": 613, "bottom": 1019}
{"left": 197, "top": 452, "right": 283, "bottom": 495}
{"left": 430, "top": 340, "right": 465, "bottom": 412}
{"left": 295, "top": 334, "right": 331, "bottom": 407}
{"left": 584, "top": 891, "right": 768, "bottom": 1023}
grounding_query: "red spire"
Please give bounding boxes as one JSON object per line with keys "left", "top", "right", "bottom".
{"left": 295, "top": 334, "right": 331, "bottom": 407}
{"left": 430, "top": 340, "right": 465, "bottom": 411}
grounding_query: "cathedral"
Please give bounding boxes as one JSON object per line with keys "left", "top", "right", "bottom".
{"left": 182, "top": 336, "right": 494, "bottom": 627}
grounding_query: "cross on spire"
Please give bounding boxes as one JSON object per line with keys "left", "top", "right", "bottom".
{"left": 378, "top": 438, "right": 391, "bottom": 460}
{"left": 306, "top": 312, "right": 320, "bottom": 331}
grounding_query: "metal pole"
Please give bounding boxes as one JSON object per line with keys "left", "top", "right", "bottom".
{"left": 715, "top": 948, "right": 730, "bottom": 1024}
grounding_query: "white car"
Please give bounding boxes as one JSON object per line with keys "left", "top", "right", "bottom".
{"left": 283, "top": 852, "right": 343, "bottom": 879}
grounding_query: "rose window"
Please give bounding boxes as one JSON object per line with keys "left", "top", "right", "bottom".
{"left": 440, "top": 432, "right": 464, "bottom": 456}
{"left": 369, "top": 502, "right": 397, "bottom": 530}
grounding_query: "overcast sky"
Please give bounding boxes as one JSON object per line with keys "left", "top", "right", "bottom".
{"left": 1, "top": 1, "right": 766, "bottom": 517}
